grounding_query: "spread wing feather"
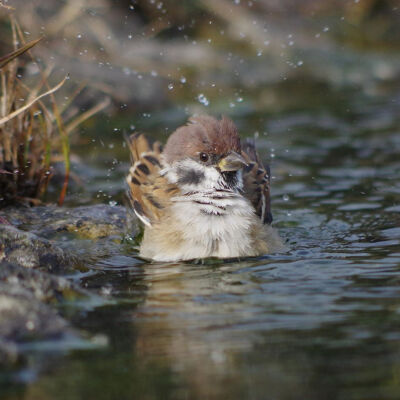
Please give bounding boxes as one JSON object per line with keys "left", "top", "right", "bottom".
{"left": 241, "top": 139, "right": 273, "bottom": 224}
{"left": 126, "top": 133, "right": 179, "bottom": 226}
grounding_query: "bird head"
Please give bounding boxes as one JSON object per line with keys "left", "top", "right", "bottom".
{"left": 162, "top": 115, "right": 248, "bottom": 192}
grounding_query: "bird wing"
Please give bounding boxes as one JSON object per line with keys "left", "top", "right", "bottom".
{"left": 126, "top": 133, "right": 179, "bottom": 226}
{"left": 241, "top": 139, "right": 273, "bottom": 224}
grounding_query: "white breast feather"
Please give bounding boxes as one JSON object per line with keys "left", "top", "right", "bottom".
{"left": 153, "top": 159, "right": 257, "bottom": 260}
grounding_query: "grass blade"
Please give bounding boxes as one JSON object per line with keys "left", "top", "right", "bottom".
{"left": 0, "top": 76, "right": 67, "bottom": 126}
{"left": 65, "top": 97, "right": 110, "bottom": 134}
{"left": 0, "top": 37, "right": 43, "bottom": 69}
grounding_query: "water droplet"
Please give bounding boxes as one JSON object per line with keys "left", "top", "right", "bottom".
{"left": 77, "top": 34, "right": 82, "bottom": 39}
{"left": 180, "top": 76, "right": 186, "bottom": 83}
{"left": 26, "top": 321, "right": 35, "bottom": 330}
{"left": 234, "top": 0, "right": 240, "bottom": 4}
{"left": 229, "top": 102, "right": 235, "bottom": 108}
{"left": 101, "top": 286, "right": 112, "bottom": 296}
{"left": 283, "top": 194, "right": 290, "bottom": 201}
{"left": 323, "top": 26, "right": 330, "bottom": 32}
{"left": 168, "top": 83, "right": 174, "bottom": 90}
{"left": 109, "top": 200, "right": 117, "bottom": 207}
{"left": 197, "top": 94, "right": 209, "bottom": 106}
{"left": 297, "top": 60, "right": 303, "bottom": 66}
{"left": 257, "top": 50, "right": 263, "bottom": 56}
{"left": 236, "top": 97, "right": 243, "bottom": 102}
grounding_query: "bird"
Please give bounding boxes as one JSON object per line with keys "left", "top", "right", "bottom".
{"left": 126, "top": 115, "right": 284, "bottom": 262}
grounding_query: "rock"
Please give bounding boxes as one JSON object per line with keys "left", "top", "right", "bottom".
{"left": 0, "top": 204, "right": 136, "bottom": 366}
{"left": 0, "top": 205, "right": 139, "bottom": 271}
{"left": 0, "top": 285, "right": 68, "bottom": 342}
{"left": 0, "top": 262, "right": 87, "bottom": 303}
{"left": 0, "top": 284, "right": 69, "bottom": 366}
{"left": 0, "top": 262, "right": 89, "bottom": 365}
{"left": 0, "top": 204, "right": 132, "bottom": 239}
{"left": 0, "top": 224, "right": 76, "bottom": 273}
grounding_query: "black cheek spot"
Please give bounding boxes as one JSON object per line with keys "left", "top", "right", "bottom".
{"left": 177, "top": 168, "right": 205, "bottom": 185}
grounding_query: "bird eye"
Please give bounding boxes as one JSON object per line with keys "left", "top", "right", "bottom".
{"left": 199, "top": 152, "right": 209, "bottom": 162}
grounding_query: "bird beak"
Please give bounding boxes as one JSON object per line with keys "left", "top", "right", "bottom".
{"left": 218, "top": 151, "right": 248, "bottom": 172}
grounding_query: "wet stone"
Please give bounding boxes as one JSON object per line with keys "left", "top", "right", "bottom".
{"left": 0, "top": 204, "right": 131, "bottom": 239}
{"left": 0, "top": 262, "right": 87, "bottom": 304}
{"left": 0, "top": 284, "right": 68, "bottom": 342}
{"left": 0, "top": 262, "right": 87, "bottom": 365}
{"left": 0, "top": 205, "right": 137, "bottom": 367}
{"left": 0, "top": 224, "right": 75, "bottom": 273}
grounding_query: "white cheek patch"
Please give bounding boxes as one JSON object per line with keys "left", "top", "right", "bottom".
{"left": 163, "top": 159, "right": 219, "bottom": 192}
{"left": 163, "top": 158, "right": 243, "bottom": 193}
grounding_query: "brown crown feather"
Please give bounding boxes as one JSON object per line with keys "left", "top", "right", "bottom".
{"left": 163, "top": 115, "right": 241, "bottom": 164}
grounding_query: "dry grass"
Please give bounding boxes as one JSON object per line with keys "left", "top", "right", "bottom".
{"left": 0, "top": 16, "right": 109, "bottom": 207}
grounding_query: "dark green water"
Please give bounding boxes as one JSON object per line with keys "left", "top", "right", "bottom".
{"left": 3, "top": 37, "right": 400, "bottom": 400}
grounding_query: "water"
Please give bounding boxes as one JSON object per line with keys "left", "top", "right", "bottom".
{"left": 3, "top": 29, "right": 400, "bottom": 400}
{"left": 7, "top": 89, "right": 398, "bottom": 399}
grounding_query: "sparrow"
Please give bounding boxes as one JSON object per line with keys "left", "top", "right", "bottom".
{"left": 126, "top": 115, "right": 284, "bottom": 262}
